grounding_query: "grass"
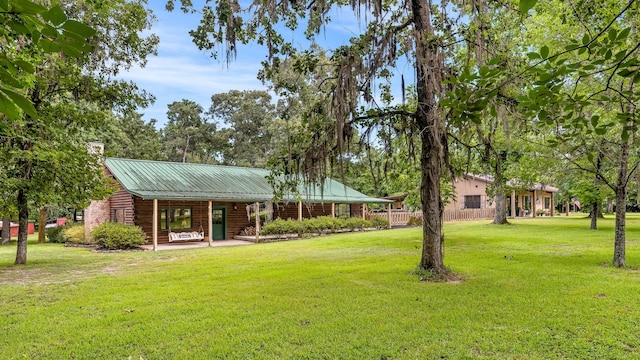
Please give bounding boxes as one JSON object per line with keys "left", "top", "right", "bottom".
{"left": 1, "top": 214, "right": 640, "bottom": 359}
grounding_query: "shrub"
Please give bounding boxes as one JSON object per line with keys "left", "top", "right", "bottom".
{"left": 46, "top": 226, "right": 67, "bottom": 243}
{"left": 63, "top": 224, "right": 90, "bottom": 244}
{"left": 407, "top": 216, "right": 422, "bottom": 226}
{"left": 91, "top": 222, "right": 146, "bottom": 250}
{"left": 370, "top": 216, "right": 390, "bottom": 229}
{"left": 344, "top": 217, "right": 367, "bottom": 231}
{"left": 261, "top": 218, "right": 302, "bottom": 235}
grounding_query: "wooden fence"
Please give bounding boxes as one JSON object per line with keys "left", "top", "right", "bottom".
{"left": 443, "top": 208, "right": 495, "bottom": 222}
{"left": 367, "top": 208, "right": 495, "bottom": 226}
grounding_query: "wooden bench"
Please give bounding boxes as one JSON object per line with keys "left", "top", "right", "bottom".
{"left": 168, "top": 231, "right": 205, "bottom": 242}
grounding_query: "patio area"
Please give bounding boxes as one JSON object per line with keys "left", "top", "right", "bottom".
{"left": 140, "top": 239, "right": 253, "bottom": 251}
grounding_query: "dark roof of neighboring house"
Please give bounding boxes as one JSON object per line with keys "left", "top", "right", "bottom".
{"left": 382, "top": 193, "right": 409, "bottom": 201}
{"left": 105, "top": 158, "right": 391, "bottom": 203}
{"left": 463, "top": 173, "right": 559, "bottom": 192}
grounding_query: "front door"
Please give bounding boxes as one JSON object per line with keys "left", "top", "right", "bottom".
{"left": 212, "top": 207, "right": 226, "bottom": 240}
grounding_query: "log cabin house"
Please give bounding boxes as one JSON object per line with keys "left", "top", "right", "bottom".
{"left": 84, "top": 158, "right": 391, "bottom": 249}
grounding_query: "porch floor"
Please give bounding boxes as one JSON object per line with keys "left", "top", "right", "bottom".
{"left": 140, "top": 240, "right": 253, "bottom": 251}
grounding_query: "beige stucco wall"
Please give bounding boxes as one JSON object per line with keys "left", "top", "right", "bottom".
{"left": 445, "top": 177, "right": 493, "bottom": 211}
{"left": 445, "top": 176, "right": 556, "bottom": 217}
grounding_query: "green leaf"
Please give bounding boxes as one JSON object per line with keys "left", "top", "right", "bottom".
{"left": 519, "top": 0, "right": 538, "bottom": 13}
{"left": 622, "top": 129, "right": 630, "bottom": 141}
{"left": 7, "top": 20, "right": 30, "bottom": 35}
{"left": 617, "top": 69, "right": 635, "bottom": 77}
{"left": 590, "top": 116, "right": 599, "bottom": 127}
{"left": 540, "top": 46, "right": 549, "bottom": 59}
{"left": 608, "top": 29, "right": 617, "bottom": 42}
{"left": 13, "top": 60, "right": 34, "bottom": 74}
{"left": 10, "top": 0, "right": 46, "bottom": 14}
{"left": 2, "top": 87, "right": 36, "bottom": 117}
{"left": 634, "top": 73, "right": 640, "bottom": 84}
{"left": 582, "top": 34, "right": 590, "bottom": 45}
{"left": 617, "top": 27, "right": 631, "bottom": 41}
{"left": 0, "top": 88, "right": 21, "bottom": 120}
{"left": 527, "top": 52, "right": 540, "bottom": 60}
{"left": 479, "top": 66, "right": 489, "bottom": 77}
{"left": 595, "top": 127, "right": 606, "bottom": 135}
{"left": 61, "top": 20, "right": 96, "bottom": 37}
{"left": 42, "top": 5, "right": 67, "bottom": 26}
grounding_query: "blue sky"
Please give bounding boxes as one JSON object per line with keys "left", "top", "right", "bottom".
{"left": 119, "top": 2, "right": 409, "bottom": 128}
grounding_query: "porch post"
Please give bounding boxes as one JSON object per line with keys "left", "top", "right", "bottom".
{"left": 207, "top": 200, "right": 212, "bottom": 247}
{"left": 550, "top": 194, "right": 555, "bottom": 217}
{"left": 152, "top": 199, "right": 158, "bottom": 251}
{"left": 255, "top": 202, "right": 261, "bottom": 243}
{"left": 566, "top": 201, "right": 569, "bottom": 216}
{"left": 387, "top": 203, "right": 392, "bottom": 229}
{"left": 533, "top": 190, "right": 537, "bottom": 218}
{"left": 362, "top": 204, "right": 366, "bottom": 220}
{"left": 510, "top": 191, "right": 516, "bottom": 218}
{"left": 298, "top": 201, "right": 302, "bottom": 221}
{"left": 331, "top": 203, "right": 335, "bottom": 218}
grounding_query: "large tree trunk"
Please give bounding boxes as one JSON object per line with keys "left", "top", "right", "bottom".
{"left": 1, "top": 215, "right": 10, "bottom": 245}
{"left": 589, "top": 202, "right": 601, "bottom": 230}
{"left": 590, "top": 146, "right": 605, "bottom": 229}
{"left": 413, "top": 0, "right": 446, "bottom": 274}
{"left": 38, "top": 208, "right": 47, "bottom": 243}
{"left": 612, "top": 135, "right": 630, "bottom": 267}
{"left": 493, "top": 192, "right": 508, "bottom": 224}
{"left": 492, "top": 166, "right": 508, "bottom": 224}
{"left": 15, "top": 189, "right": 29, "bottom": 265}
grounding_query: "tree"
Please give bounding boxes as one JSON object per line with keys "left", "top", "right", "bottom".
{"left": 162, "top": 99, "right": 223, "bottom": 164}
{"left": 448, "top": 0, "right": 640, "bottom": 267}
{"left": 168, "top": 0, "right": 503, "bottom": 275}
{"left": 208, "top": 90, "right": 275, "bottom": 168}
{"left": 1, "top": 0, "right": 158, "bottom": 265}
{"left": 0, "top": 0, "right": 96, "bottom": 119}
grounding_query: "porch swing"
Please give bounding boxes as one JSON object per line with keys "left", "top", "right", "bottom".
{"left": 168, "top": 201, "right": 206, "bottom": 242}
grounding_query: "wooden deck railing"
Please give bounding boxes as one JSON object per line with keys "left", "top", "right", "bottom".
{"left": 443, "top": 208, "right": 495, "bottom": 222}
{"left": 367, "top": 208, "right": 495, "bottom": 226}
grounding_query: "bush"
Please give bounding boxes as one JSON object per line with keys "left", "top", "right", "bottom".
{"left": 407, "top": 216, "right": 422, "bottom": 226}
{"left": 261, "top": 218, "right": 302, "bottom": 235}
{"left": 63, "top": 224, "right": 89, "bottom": 244}
{"left": 370, "top": 216, "right": 390, "bottom": 229}
{"left": 46, "top": 226, "right": 67, "bottom": 243}
{"left": 91, "top": 222, "right": 146, "bottom": 250}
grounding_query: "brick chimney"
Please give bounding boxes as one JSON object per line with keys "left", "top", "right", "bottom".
{"left": 84, "top": 142, "right": 110, "bottom": 239}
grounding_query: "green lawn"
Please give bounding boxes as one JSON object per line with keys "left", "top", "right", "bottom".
{"left": 2, "top": 215, "right": 640, "bottom": 359}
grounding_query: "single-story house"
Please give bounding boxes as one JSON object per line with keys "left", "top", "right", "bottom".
{"left": 444, "top": 174, "right": 558, "bottom": 217}
{"left": 84, "top": 157, "right": 391, "bottom": 249}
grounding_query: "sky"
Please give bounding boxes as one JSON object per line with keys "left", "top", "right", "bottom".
{"left": 118, "top": 2, "right": 377, "bottom": 128}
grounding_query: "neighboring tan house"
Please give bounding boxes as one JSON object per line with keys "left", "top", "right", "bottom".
{"left": 84, "top": 158, "right": 391, "bottom": 247}
{"left": 382, "top": 193, "right": 409, "bottom": 210}
{"left": 445, "top": 174, "right": 558, "bottom": 217}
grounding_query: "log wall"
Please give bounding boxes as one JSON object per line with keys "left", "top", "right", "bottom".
{"left": 110, "top": 187, "right": 134, "bottom": 225}
{"left": 130, "top": 197, "right": 369, "bottom": 244}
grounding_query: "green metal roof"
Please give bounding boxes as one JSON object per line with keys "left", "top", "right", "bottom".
{"left": 105, "top": 158, "right": 391, "bottom": 204}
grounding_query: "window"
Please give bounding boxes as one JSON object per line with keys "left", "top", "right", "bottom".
{"left": 336, "top": 203, "right": 351, "bottom": 217}
{"left": 544, "top": 197, "right": 551, "bottom": 209}
{"left": 464, "top": 195, "right": 481, "bottom": 209}
{"left": 160, "top": 208, "right": 192, "bottom": 230}
{"left": 112, "top": 208, "right": 126, "bottom": 223}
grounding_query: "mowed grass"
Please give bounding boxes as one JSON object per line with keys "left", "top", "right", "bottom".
{"left": 2, "top": 215, "right": 640, "bottom": 359}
